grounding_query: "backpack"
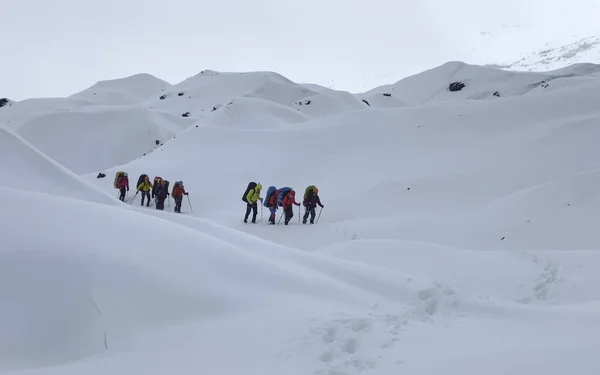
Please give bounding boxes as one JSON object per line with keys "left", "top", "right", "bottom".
{"left": 137, "top": 174, "right": 148, "bottom": 188}
{"left": 264, "top": 185, "right": 276, "bottom": 207}
{"left": 277, "top": 187, "right": 291, "bottom": 207}
{"left": 304, "top": 185, "right": 316, "bottom": 200}
{"left": 172, "top": 181, "right": 183, "bottom": 196}
{"left": 113, "top": 171, "right": 126, "bottom": 189}
{"left": 242, "top": 181, "right": 257, "bottom": 202}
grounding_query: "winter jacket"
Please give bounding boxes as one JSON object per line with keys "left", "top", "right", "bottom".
{"left": 172, "top": 184, "right": 186, "bottom": 198}
{"left": 117, "top": 176, "right": 129, "bottom": 189}
{"left": 137, "top": 181, "right": 153, "bottom": 192}
{"left": 156, "top": 184, "right": 169, "bottom": 199}
{"left": 304, "top": 194, "right": 323, "bottom": 208}
{"left": 246, "top": 185, "right": 263, "bottom": 204}
{"left": 282, "top": 192, "right": 300, "bottom": 208}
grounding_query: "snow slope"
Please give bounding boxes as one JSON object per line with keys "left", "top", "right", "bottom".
{"left": 494, "top": 35, "right": 600, "bottom": 72}
{"left": 361, "top": 61, "right": 600, "bottom": 105}
{"left": 4, "top": 61, "right": 600, "bottom": 374}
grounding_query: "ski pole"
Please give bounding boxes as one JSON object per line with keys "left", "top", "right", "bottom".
{"left": 187, "top": 194, "right": 193, "bottom": 213}
{"left": 129, "top": 191, "right": 139, "bottom": 205}
{"left": 316, "top": 207, "right": 323, "bottom": 223}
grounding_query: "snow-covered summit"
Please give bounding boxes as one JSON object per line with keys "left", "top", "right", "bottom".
{"left": 70, "top": 73, "right": 172, "bottom": 106}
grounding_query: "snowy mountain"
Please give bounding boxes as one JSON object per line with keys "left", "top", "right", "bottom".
{"left": 493, "top": 35, "right": 600, "bottom": 72}
{"left": 2, "top": 61, "right": 600, "bottom": 375}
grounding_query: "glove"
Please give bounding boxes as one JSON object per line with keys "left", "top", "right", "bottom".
{"left": 184, "top": 192, "right": 189, "bottom": 195}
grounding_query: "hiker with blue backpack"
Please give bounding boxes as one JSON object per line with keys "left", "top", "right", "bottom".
{"left": 242, "top": 182, "right": 263, "bottom": 223}
{"left": 264, "top": 186, "right": 278, "bottom": 225}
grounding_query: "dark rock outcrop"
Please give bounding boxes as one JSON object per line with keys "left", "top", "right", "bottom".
{"left": 449, "top": 81, "right": 465, "bottom": 92}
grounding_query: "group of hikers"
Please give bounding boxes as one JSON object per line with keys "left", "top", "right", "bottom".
{"left": 242, "top": 182, "right": 324, "bottom": 225}
{"left": 111, "top": 172, "right": 324, "bottom": 225}
{"left": 113, "top": 172, "right": 189, "bottom": 213}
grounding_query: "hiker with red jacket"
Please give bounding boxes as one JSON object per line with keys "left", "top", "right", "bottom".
{"left": 281, "top": 189, "right": 301, "bottom": 225}
{"left": 116, "top": 173, "right": 129, "bottom": 201}
{"left": 171, "top": 181, "right": 188, "bottom": 213}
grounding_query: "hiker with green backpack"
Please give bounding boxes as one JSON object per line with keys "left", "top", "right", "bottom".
{"left": 302, "top": 185, "right": 324, "bottom": 224}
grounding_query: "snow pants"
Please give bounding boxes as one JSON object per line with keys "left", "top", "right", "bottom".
{"left": 245, "top": 202, "right": 258, "bottom": 223}
{"left": 119, "top": 187, "right": 127, "bottom": 201}
{"left": 174, "top": 196, "right": 183, "bottom": 213}
{"left": 284, "top": 206, "right": 293, "bottom": 225}
{"left": 303, "top": 205, "right": 316, "bottom": 224}
{"left": 140, "top": 191, "right": 150, "bottom": 206}
{"left": 268, "top": 206, "right": 277, "bottom": 224}
{"left": 156, "top": 196, "right": 166, "bottom": 210}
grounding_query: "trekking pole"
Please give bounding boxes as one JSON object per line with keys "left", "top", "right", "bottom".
{"left": 316, "top": 207, "right": 323, "bottom": 223}
{"left": 278, "top": 211, "right": 283, "bottom": 224}
{"left": 129, "top": 191, "right": 139, "bottom": 205}
{"left": 261, "top": 204, "right": 263, "bottom": 222}
{"left": 299, "top": 205, "right": 301, "bottom": 224}
{"left": 187, "top": 194, "right": 193, "bottom": 213}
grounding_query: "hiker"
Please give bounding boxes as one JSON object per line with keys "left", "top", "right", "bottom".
{"left": 281, "top": 189, "right": 300, "bottom": 225}
{"left": 152, "top": 176, "right": 163, "bottom": 200}
{"left": 116, "top": 173, "right": 129, "bottom": 201}
{"left": 243, "top": 183, "right": 263, "bottom": 223}
{"left": 137, "top": 176, "right": 153, "bottom": 206}
{"left": 155, "top": 179, "right": 170, "bottom": 210}
{"left": 303, "top": 186, "right": 324, "bottom": 224}
{"left": 171, "top": 181, "right": 188, "bottom": 213}
{"left": 264, "top": 186, "right": 278, "bottom": 225}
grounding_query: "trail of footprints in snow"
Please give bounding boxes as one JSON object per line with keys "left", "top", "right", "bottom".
{"left": 295, "top": 311, "right": 412, "bottom": 375}
{"left": 517, "top": 252, "right": 562, "bottom": 303}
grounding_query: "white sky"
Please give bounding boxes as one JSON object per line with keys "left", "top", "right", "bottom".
{"left": 3, "top": 0, "right": 600, "bottom": 100}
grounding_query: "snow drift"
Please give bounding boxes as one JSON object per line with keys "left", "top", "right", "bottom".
{"left": 0, "top": 127, "right": 117, "bottom": 204}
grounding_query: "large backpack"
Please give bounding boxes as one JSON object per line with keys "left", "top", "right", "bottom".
{"left": 263, "top": 185, "right": 276, "bottom": 207}
{"left": 113, "top": 171, "right": 126, "bottom": 189}
{"left": 137, "top": 174, "right": 148, "bottom": 188}
{"left": 242, "top": 181, "right": 257, "bottom": 202}
{"left": 277, "top": 187, "right": 291, "bottom": 207}
{"left": 304, "top": 185, "right": 316, "bottom": 200}
{"left": 172, "top": 181, "right": 182, "bottom": 196}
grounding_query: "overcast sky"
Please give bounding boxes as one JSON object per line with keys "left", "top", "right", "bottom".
{"left": 3, "top": 0, "right": 600, "bottom": 100}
